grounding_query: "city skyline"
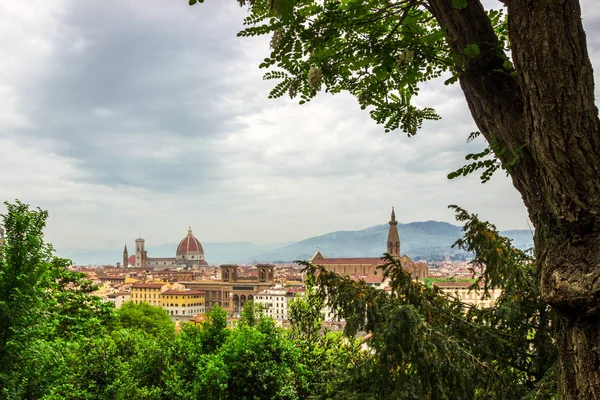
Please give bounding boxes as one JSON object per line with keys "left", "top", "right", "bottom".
{"left": 1, "top": 0, "right": 598, "bottom": 254}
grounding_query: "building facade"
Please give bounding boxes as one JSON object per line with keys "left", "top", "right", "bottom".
{"left": 310, "top": 208, "right": 428, "bottom": 282}
{"left": 130, "top": 282, "right": 169, "bottom": 307}
{"left": 123, "top": 227, "right": 209, "bottom": 269}
{"left": 254, "top": 285, "right": 298, "bottom": 321}
{"left": 182, "top": 264, "right": 305, "bottom": 314}
{"left": 161, "top": 289, "right": 205, "bottom": 317}
{"left": 106, "top": 292, "right": 131, "bottom": 308}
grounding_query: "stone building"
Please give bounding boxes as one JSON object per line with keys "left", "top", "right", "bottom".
{"left": 310, "top": 208, "right": 428, "bottom": 281}
{"left": 182, "top": 264, "right": 304, "bottom": 314}
{"left": 123, "top": 227, "right": 208, "bottom": 269}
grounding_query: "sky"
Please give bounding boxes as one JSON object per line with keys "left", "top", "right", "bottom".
{"left": 1, "top": 0, "right": 599, "bottom": 255}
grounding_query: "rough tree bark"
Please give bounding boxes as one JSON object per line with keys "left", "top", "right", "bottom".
{"left": 427, "top": 0, "right": 600, "bottom": 398}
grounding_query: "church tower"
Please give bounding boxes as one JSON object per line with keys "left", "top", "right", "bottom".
{"left": 387, "top": 207, "right": 400, "bottom": 259}
{"left": 123, "top": 244, "right": 128, "bottom": 268}
{"left": 135, "top": 237, "right": 147, "bottom": 268}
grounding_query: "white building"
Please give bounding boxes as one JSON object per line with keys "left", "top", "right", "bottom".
{"left": 255, "top": 285, "right": 303, "bottom": 321}
{"left": 105, "top": 292, "right": 130, "bottom": 308}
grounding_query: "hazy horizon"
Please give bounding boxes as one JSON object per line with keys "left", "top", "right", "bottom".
{"left": 2, "top": 0, "right": 596, "bottom": 254}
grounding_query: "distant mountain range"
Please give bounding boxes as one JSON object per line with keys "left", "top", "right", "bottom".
{"left": 64, "top": 221, "right": 534, "bottom": 266}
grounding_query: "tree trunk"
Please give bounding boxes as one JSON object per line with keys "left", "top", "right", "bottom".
{"left": 427, "top": 0, "right": 600, "bottom": 397}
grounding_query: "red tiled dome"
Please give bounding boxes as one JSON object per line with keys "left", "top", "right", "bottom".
{"left": 176, "top": 227, "right": 204, "bottom": 256}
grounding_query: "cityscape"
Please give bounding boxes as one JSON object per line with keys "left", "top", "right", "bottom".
{"left": 1, "top": 0, "right": 597, "bottom": 397}
{"left": 68, "top": 208, "right": 502, "bottom": 327}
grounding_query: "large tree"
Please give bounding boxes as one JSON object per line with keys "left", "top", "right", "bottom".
{"left": 190, "top": 0, "right": 600, "bottom": 397}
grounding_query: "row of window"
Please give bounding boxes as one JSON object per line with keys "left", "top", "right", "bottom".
{"left": 163, "top": 295, "right": 203, "bottom": 300}
{"left": 169, "top": 309, "right": 203, "bottom": 316}
{"left": 133, "top": 293, "right": 157, "bottom": 299}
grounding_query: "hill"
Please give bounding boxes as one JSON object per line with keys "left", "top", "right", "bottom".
{"left": 64, "top": 221, "right": 533, "bottom": 265}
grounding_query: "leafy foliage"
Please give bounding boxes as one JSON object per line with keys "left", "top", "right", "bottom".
{"left": 190, "top": 0, "right": 515, "bottom": 181}
{"left": 0, "top": 200, "right": 558, "bottom": 399}
{"left": 116, "top": 301, "right": 174, "bottom": 339}
{"left": 0, "top": 201, "right": 114, "bottom": 397}
{"left": 239, "top": 299, "right": 263, "bottom": 327}
{"left": 301, "top": 207, "right": 556, "bottom": 399}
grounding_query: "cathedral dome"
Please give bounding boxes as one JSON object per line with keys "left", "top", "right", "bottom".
{"left": 176, "top": 227, "right": 205, "bottom": 261}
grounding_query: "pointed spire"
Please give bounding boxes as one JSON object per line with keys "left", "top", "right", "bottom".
{"left": 387, "top": 207, "right": 400, "bottom": 258}
{"left": 123, "top": 244, "right": 128, "bottom": 254}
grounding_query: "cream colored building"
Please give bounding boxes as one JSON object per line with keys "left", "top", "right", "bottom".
{"left": 106, "top": 292, "right": 130, "bottom": 308}
{"left": 432, "top": 281, "right": 502, "bottom": 308}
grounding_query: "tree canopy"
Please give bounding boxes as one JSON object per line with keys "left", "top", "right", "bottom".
{"left": 0, "top": 200, "right": 562, "bottom": 398}
{"left": 189, "top": 0, "right": 600, "bottom": 397}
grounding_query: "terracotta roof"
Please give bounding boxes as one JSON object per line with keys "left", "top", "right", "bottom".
{"left": 130, "top": 283, "right": 165, "bottom": 289}
{"left": 189, "top": 314, "right": 208, "bottom": 323}
{"left": 147, "top": 257, "right": 178, "bottom": 261}
{"left": 313, "top": 257, "right": 385, "bottom": 265}
{"left": 162, "top": 289, "right": 204, "bottom": 295}
{"left": 176, "top": 227, "right": 204, "bottom": 255}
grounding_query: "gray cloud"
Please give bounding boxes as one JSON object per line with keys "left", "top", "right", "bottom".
{"left": 0, "top": 0, "right": 597, "bottom": 257}
{"left": 5, "top": 0, "right": 257, "bottom": 192}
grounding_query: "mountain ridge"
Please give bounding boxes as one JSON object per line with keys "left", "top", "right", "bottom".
{"left": 64, "top": 221, "right": 533, "bottom": 265}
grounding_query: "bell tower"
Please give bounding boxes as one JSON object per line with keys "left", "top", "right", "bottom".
{"left": 387, "top": 207, "right": 400, "bottom": 259}
{"left": 257, "top": 264, "right": 275, "bottom": 282}
{"left": 123, "top": 244, "right": 128, "bottom": 268}
{"left": 135, "top": 237, "right": 147, "bottom": 268}
{"left": 221, "top": 264, "right": 239, "bottom": 282}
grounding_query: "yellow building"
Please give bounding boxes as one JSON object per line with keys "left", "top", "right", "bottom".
{"left": 161, "top": 289, "right": 205, "bottom": 317}
{"left": 130, "top": 282, "right": 168, "bottom": 307}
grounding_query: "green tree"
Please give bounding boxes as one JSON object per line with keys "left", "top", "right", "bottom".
{"left": 239, "top": 300, "right": 263, "bottom": 327}
{"left": 197, "top": 305, "right": 229, "bottom": 353}
{"left": 0, "top": 201, "right": 115, "bottom": 397}
{"left": 298, "top": 208, "right": 556, "bottom": 399}
{"left": 116, "top": 301, "right": 175, "bottom": 338}
{"left": 189, "top": 0, "right": 600, "bottom": 396}
{"left": 0, "top": 200, "right": 56, "bottom": 364}
{"left": 287, "top": 285, "right": 369, "bottom": 399}
{"left": 219, "top": 319, "right": 302, "bottom": 399}
{"left": 41, "top": 329, "right": 167, "bottom": 400}
{"left": 162, "top": 323, "right": 229, "bottom": 400}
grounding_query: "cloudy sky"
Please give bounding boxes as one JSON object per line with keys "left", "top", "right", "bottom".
{"left": 1, "top": 0, "right": 599, "bottom": 256}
